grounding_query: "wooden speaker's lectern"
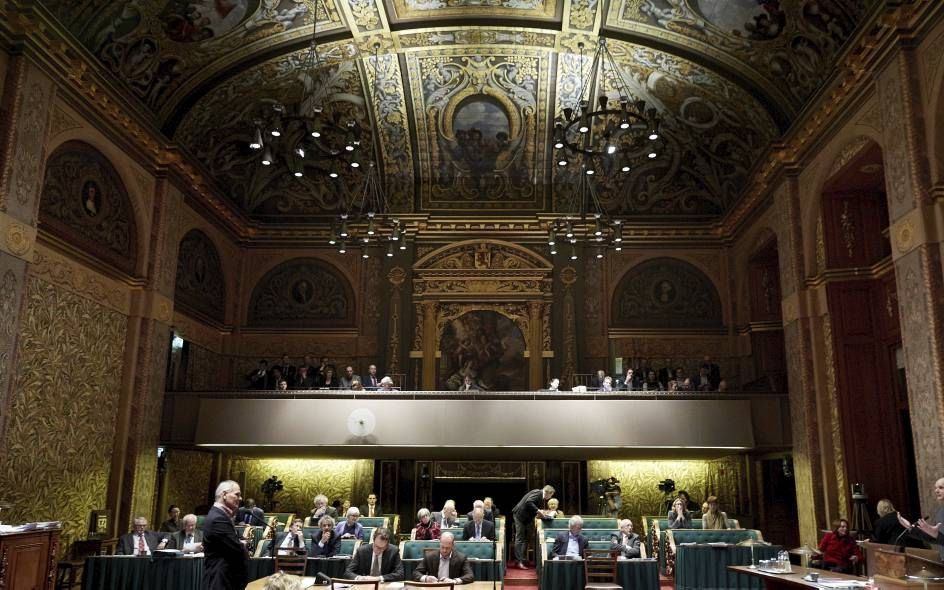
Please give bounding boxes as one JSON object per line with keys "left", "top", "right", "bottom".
{"left": 869, "top": 546, "right": 944, "bottom": 590}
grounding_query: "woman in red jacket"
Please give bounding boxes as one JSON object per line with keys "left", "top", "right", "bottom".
{"left": 818, "top": 519, "right": 862, "bottom": 573}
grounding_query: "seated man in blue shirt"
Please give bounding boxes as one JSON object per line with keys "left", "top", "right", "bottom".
{"left": 551, "top": 515, "right": 589, "bottom": 559}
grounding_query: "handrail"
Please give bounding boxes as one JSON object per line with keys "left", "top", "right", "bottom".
{"left": 164, "top": 389, "right": 788, "bottom": 401}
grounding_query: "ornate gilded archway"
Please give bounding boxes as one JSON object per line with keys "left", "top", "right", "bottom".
{"left": 412, "top": 240, "right": 553, "bottom": 390}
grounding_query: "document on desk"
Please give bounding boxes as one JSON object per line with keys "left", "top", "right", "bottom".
{"left": 817, "top": 580, "right": 868, "bottom": 588}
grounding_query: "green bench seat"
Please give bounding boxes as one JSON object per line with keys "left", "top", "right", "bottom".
{"left": 254, "top": 537, "right": 360, "bottom": 558}
{"left": 399, "top": 539, "right": 497, "bottom": 560}
{"left": 540, "top": 517, "right": 619, "bottom": 530}
{"left": 644, "top": 516, "right": 742, "bottom": 575}
{"left": 663, "top": 528, "right": 762, "bottom": 577}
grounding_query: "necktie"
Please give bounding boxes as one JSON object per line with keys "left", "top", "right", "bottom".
{"left": 370, "top": 552, "right": 381, "bottom": 576}
{"left": 186, "top": 535, "right": 193, "bottom": 545}
{"left": 293, "top": 533, "right": 300, "bottom": 550}
{"left": 138, "top": 534, "right": 146, "bottom": 555}
{"left": 476, "top": 524, "right": 481, "bottom": 539}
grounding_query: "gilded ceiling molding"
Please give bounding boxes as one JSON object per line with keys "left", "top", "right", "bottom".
{"left": 563, "top": 0, "right": 600, "bottom": 33}
{"left": 395, "top": 27, "right": 557, "bottom": 49}
{"left": 387, "top": 0, "right": 557, "bottom": 22}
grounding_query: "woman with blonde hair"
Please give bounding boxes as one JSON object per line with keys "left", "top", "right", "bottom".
{"left": 264, "top": 572, "right": 303, "bottom": 590}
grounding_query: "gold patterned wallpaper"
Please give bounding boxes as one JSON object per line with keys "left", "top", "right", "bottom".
{"left": 589, "top": 457, "right": 748, "bottom": 522}
{"left": 165, "top": 449, "right": 215, "bottom": 514}
{"left": 0, "top": 276, "right": 128, "bottom": 554}
{"left": 227, "top": 458, "right": 374, "bottom": 514}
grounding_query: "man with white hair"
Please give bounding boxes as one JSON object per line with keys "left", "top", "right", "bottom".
{"left": 203, "top": 480, "right": 249, "bottom": 590}
{"left": 117, "top": 516, "right": 168, "bottom": 555}
{"left": 336, "top": 506, "right": 364, "bottom": 539}
{"left": 414, "top": 532, "right": 474, "bottom": 584}
{"left": 432, "top": 500, "right": 458, "bottom": 528}
{"left": 462, "top": 507, "right": 495, "bottom": 541}
{"left": 169, "top": 514, "right": 204, "bottom": 553}
{"left": 611, "top": 519, "right": 641, "bottom": 558}
{"left": 466, "top": 499, "right": 493, "bottom": 522}
{"left": 551, "top": 515, "right": 588, "bottom": 559}
{"left": 310, "top": 494, "right": 338, "bottom": 523}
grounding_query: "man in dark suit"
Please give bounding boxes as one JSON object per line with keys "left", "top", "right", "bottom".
{"left": 466, "top": 500, "right": 495, "bottom": 523}
{"left": 310, "top": 515, "right": 341, "bottom": 557}
{"left": 611, "top": 519, "right": 641, "bottom": 558}
{"left": 512, "top": 484, "right": 555, "bottom": 569}
{"left": 310, "top": 494, "right": 339, "bottom": 524}
{"left": 343, "top": 527, "right": 404, "bottom": 581}
{"left": 236, "top": 498, "right": 266, "bottom": 527}
{"left": 203, "top": 480, "right": 249, "bottom": 590}
{"left": 269, "top": 518, "right": 307, "bottom": 556}
{"left": 458, "top": 375, "right": 481, "bottom": 391}
{"left": 590, "top": 369, "right": 606, "bottom": 390}
{"left": 359, "top": 493, "right": 383, "bottom": 518}
{"left": 168, "top": 514, "right": 204, "bottom": 553}
{"left": 432, "top": 500, "right": 459, "bottom": 529}
{"left": 363, "top": 364, "right": 381, "bottom": 390}
{"left": 117, "top": 517, "right": 168, "bottom": 555}
{"left": 463, "top": 507, "right": 496, "bottom": 541}
{"left": 551, "top": 515, "right": 589, "bottom": 559}
{"left": 414, "top": 531, "right": 475, "bottom": 584}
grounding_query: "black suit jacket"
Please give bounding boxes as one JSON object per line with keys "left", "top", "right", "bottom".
{"left": 358, "top": 504, "right": 384, "bottom": 518}
{"left": 169, "top": 529, "right": 204, "bottom": 551}
{"left": 117, "top": 531, "right": 166, "bottom": 555}
{"left": 513, "top": 489, "right": 545, "bottom": 521}
{"left": 611, "top": 532, "right": 641, "bottom": 558}
{"left": 363, "top": 374, "right": 381, "bottom": 389}
{"left": 236, "top": 506, "right": 266, "bottom": 527}
{"left": 269, "top": 530, "right": 308, "bottom": 557}
{"left": 309, "top": 529, "right": 341, "bottom": 557}
{"left": 462, "top": 519, "right": 496, "bottom": 541}
{"left": 413, "top": 549, "right": 475, "bottom": 583}
{"left": 344, "top": 544, "right": 404, "bottom": 581}
{"left": 551, "top": 531, "right": 589, "bottom": 559}
{"left": 202, "top": 505, "right": 249, "bottom": 590}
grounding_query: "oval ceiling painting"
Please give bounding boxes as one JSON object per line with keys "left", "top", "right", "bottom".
{"left": 695, "top": 0, "right": 787, "bottom": 41}
{"left": 160, "top": 0, "right": 260, "bottom": 43}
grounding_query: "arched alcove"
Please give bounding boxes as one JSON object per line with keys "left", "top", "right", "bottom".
{"left": 39, "top": 140, "right": 139, "bottom": 276}
{"left": 611, "top": 257, "right": 723, "bottom": 329}
{"left": 247, "top": 257, "right": 355, "bottom": 328}
{"left": 174, "top": 229, "right": 226, "bottom": 324}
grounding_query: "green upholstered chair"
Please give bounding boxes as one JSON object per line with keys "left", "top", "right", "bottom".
{"left": 359, "top": 517, "right": 389, "bottom": 529}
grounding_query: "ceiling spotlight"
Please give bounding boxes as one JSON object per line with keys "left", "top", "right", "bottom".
{"left": 329, "top": 170, "right": 339, "bottom": 179}
{"left": 619, "top": 118, "right": 630, "bottom": 130}
{"left": 578, "top": 113, "right": 590, "bottom": 134}
{"left": 648, "top": 152, "right": 657, "bottom": 159}
{"left": 350, "top": 161, "right": 360, "bottom": 168}
{"left": 606, "top": 143, "right": 617, "bottom": 155}
{"left": 548, "top": 230, "right": 556, "bottom": 246}
{"left": 261, "top": 144, "right": 274, "bottom": 166}
{"left": 621, "top": 165, "right": 631, "bottom": 172}
{"left": 386, "top": 241, "right": 395, "bottom": 257}
{"left": 250, "top": 126, "right": 264, "bottom": 150}
{"left": 595, "top": 247, "right": 604, "bottom": 259}
{"left": 345, "top": 143, "right": 355, "bottom": 152}
{"left": 569, "top": 244, "right": 578, "bottom": 260}
{"left": 338, "top": 241, "right": 347, "bottom": 254}
{"left": 648, "top": 131, "right": 659, "bottom": 141}
{"left": 270, "top": 124, "right": 281, "bottom": 137}
{"left": 558, "top": 159, "right": 568, "bottom": 167}
{"left": 585, "top": 169, "right": 595, "bottom": 175}
{"left": 311, "top": 129, "right": 322, "bottom": 138}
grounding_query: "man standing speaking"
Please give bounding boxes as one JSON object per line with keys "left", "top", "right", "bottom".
{"left": 512, "top": 484, "right": 554, "bottom": 569}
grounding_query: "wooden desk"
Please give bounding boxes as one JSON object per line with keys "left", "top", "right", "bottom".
{"left": 0, "top": 526, "right": 61, "bottom": 590}
{"left": 728, "top": 565, "right": 867, "bottom": 589}
{"left": 247, "top": 580, "right": 500, "bottom": 590}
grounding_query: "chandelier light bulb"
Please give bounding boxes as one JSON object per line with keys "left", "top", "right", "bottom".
{"left": 558, "top": 159, "right": 568, "bottom": 167}
{"left": 621, "top": 165, "right": 631, "bottom": 172}
{"left": 614, "top": 244, "right": 623, "bottom": 252}
{"left": 339, "top": 220, "right": 349, "bottom": 238}
{"left": 585, "top": 169, "right": 595, "bottom": 175}
{"left": 399, "top": 239, "right": 407, "bottom": 250}
{"left": 619, "top": 118, "right": 630, "bottom": 130}
{"left": 270, "top": 122, "right": 281, "bottom": 137}
{"left": 606, "top": 144, "right": 617, "bottom": 155}
{"left": 613, "top": 224, "right": 623, "bottom": 242}
{"left": 565, "top": 222, "right": 574, "bottom": 239}
{"left": 554, "top": 139, "right": 565, "bottom": 149}
{"left": 362, "top": 246, "right": 369, "bottom": 259}
{"left": 329, "top": 170, "right": 339, "bottom": 179}
{"left": 649, "top": 131, "right": 659, "bottom": 141}
{"left": 261, "top": 145, "right": 274, "bottom": 166}
{"left": 570, "top": 245, "right": 578, "bottom": 260}
{"left": 311, "top": 129, "right": 322, "bottom": 138}
{"left": 594, "top": 219, "right": 604, "bottom": 236}
{"left": 367, "top": 219, "right": 376, "bottom": 235}
{"left": 350, "top": 161, "right": 360, "bottom": 168}
{"left": 548, "top": 230, "right": 556, "bottom": 246}
{"left": 386, "top": 241, "right": 395, "bottom": 257}
{"left": 338, "top": 241, "right": 347, "bottom": 254}
{"left": 596, "top": 248, "right": 604, "bottom": 259}
{"left": 648, "top": 152, "right": 657, "bottom": 159}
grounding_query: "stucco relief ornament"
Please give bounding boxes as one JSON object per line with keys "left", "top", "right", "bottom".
{"left": 5, "top": 223, "right": 32, "bottom": 257}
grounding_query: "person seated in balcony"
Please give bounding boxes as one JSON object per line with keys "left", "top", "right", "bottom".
{"left": 378, "top": 376, "right": 397, "bottom": 391}
{"left": 619, "top": 367, "right": 639, "bottom": 391}
{"left": 667, "top": 498, "right": 692, "bottom": 529}
{"left": 335, "top": 507, "right": 364, "bottom": 540}
{"left": 363, "top": 364, "right": 381, "bottom": 389}
{"left": 551, "top": 515, "right": 588, "bottom": 560}
{"left": 600, "top": 376, "right": 615, "bottom": 392}
{"left": 309, "top": 515, "right": 341, "bottom": 557}
{"left": 340, "top": 365, "right": 361, "bottom": 389}
{"left": 350, "top": 378, "right": 364, "bottom": 391}
{"left": 543, "top": 378, "right": 560, "bottom": 391}
{"left": 292, "top": 366, "right": 315, "bottom": 389}
{"left": 414, "top": 508, "right": 441, "bottom": 540}
{"left": 319, "top": 366, "right": 339, "bottom": 389}
{"left": 463, "top": 507, "right": 495, "bottom": 541}
{"left": 642, "top": 370, "right": 664, "bottom": 391}
{"left": 590, "top": 369, "right": 607, "bottom": 390}
{"left": 817, "top": 518, "right": 861, "bottom": 573}
{"left": 693, "top": 364, "right": 715, "bottom": 391}
{"left": 459, "top": 374, "right": 481, "bottom": 391}
{"left": 611, "top": 519, "right": 641, "bottom": 558}
{"left": 247, "top": 360, "right": 269, "bottom": 390}
{"left": 702, "top": 496, "right": 729, "bottom": 529}
{"left": 668, "top": 367, "right": 691, "bottom": 392}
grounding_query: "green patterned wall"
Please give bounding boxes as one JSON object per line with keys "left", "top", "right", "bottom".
{"left": 589, "top": 457, "right": 748, "bottom": 522}
{"left": 165, "top": 449, "right": 215, "bottom": 514}
{"left": 0, "top": 276, "right": 127, "bottom": 554}
{"left": 228, "top": 458, "right": 374, "bottom": 515}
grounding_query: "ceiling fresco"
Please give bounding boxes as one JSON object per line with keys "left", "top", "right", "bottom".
{"left": 37, "top": 0, "right": 870, "bottom": 222}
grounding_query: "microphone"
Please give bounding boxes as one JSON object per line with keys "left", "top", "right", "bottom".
{"left": 316, "top": 572, "right": 332, "bottom": 585}
{"left": 893, "top": 526, "right": 910, "bottom": 552}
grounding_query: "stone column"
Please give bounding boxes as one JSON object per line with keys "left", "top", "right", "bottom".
{"left": 776, "top": 176, "right": 829, "bottom": 546}
{"left": 528, "top": 300, "right": 542, "bottom": 389}
{"left": 421, "top": 301, "right": 437, "bottom": 390}
{"left": 0, "top": 54, "right": 55, "bottom": 454}
{"left": 879, "top": 47, "right": 944, "bottom": 516}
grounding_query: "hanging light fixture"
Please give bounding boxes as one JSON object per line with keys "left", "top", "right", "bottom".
{"left": 548, "top": 158, "right": 626, "bottom": 260}
{"left": 552, "top": 37, "right": 663, "bottom": 173}
{"left": 247, "top": 0, "right": 362, "bottom": 177}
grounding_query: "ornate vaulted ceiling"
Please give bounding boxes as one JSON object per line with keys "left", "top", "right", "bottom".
{"left": 38, "top": 0, "right": 869, "bottom": 222}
